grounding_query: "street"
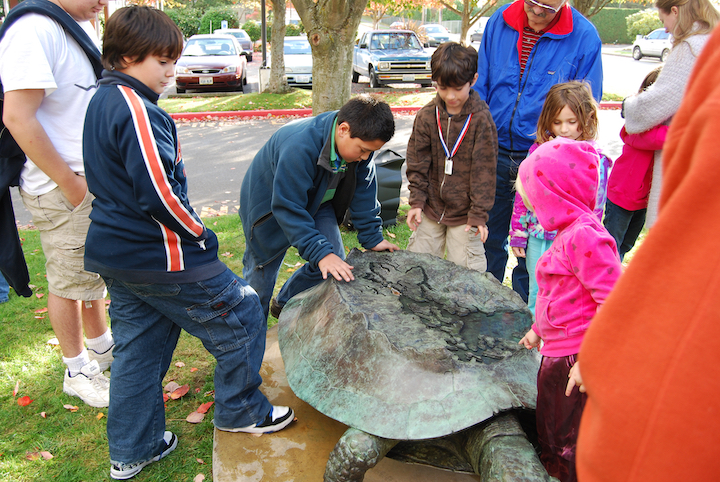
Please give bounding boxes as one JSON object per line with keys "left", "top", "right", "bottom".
{"left": 10, "top": 50, "right": 651, "bottom": 225}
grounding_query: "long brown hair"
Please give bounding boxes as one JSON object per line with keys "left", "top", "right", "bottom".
{"left": 536, "top": 81, "right": 598, "bottom": 144}
{"left": 655, "top": 0, "right": 719, "bottom": 47}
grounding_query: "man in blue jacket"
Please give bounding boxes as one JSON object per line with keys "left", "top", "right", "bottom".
{"left": 240, "top": 96, "right": 400, "bottom": 320}
{"left": 473, "top": 0, "right": 603, "bottom": 300}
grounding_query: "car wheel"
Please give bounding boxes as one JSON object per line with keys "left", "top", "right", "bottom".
{"left": 246, "top": 53, "right": 253, "bottom": 62}
{"left": 369, "top": 66, "right": 381, "bottom": 89}
{"left": 632, "top": 46, "right": 643, "bottom": 60}
{"left": 419, "top": 82, "right": 432, "bottom": 88}
{"left": 176, "top": 87, "right": 186, "bottom": 94}
{"left": 242, "top": 70, "right": 248, "bottom": 86}
{"left": 352, "top": 70, "right": 360, "bottom": 83}
{"left": 661, "top": 48, "right": 670, "bottom": 62}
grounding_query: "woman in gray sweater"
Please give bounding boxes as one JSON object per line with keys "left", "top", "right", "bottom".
{"left": 622, "top": 0, "right": 719, "bottom": 226}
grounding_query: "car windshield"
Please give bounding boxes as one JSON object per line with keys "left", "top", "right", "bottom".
{"left": 370, "top": 33, "right": 422, "bottom": 50}
{"left": 424, "top": 26, "right": 446, "bottom": 33}
{"left": 284, "top": 39, "right": 311, "bottom": 55}
{"left": 183, "top": 39, "right": 237, "bottom": 56}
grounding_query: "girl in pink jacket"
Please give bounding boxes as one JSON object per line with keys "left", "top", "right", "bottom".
{"left": 516, "top": 138, "right": 621, "bottom": 482}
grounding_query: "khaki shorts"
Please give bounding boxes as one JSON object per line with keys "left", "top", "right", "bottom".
{"left": 21, "top": 186, "right": 106, "bottom": 300}
{"left": 406, "top": 213, "right": 487, "bottom": 272}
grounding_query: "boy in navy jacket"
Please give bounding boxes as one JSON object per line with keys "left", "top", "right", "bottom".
{"left": 240, "top": 96, "right": 400, "bottom": 320}
{"left": 82, "top": 7, "right": 294, "bottom": 480}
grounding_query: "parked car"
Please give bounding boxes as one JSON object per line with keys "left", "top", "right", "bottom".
{"left": 268, "top": 36, "right": 313, "bottom": 87}
{"left": 175, "top": 34, "right": 247, "bottom": 93}
{"left": 389, "top": 21, "right": 406, "bottom": 29}
{"left": 418, "top": 24, "right": 450, "bottom": 47}
{"left": 213, "top": 28, "right": 254, "bottom": 61}
{"left": 470, "top": 18, "right": 489, "bottom": 43}
{"left": 632, "top": 27, "right": 673, "bottom": 62}
{"left": 352, "top": 30, "right": 432, "bottom": 89}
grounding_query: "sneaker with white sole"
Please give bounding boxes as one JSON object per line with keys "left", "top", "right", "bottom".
{"left": 63, "top": 360, "right": 110, "bottom": 408}
{"left": 88, "top": 344, "right": 114, "bottom": 372}
{"left": 217, "top": 406, "right": 295, "bottom": 434}
{"left": 110, "top": 431, "right": 178, "bottom": 480}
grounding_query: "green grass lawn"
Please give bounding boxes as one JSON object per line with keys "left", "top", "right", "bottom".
{"left": 0, "top": 209, "right": 412, "bottom": 482}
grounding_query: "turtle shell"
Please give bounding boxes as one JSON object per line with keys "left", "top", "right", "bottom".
{"left": 278, "top": 249, "right": 539, "bottom": 441}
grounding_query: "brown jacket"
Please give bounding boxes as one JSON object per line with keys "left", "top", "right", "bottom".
{"left": 406, "top": 90, "right": 497, "bottom": 227}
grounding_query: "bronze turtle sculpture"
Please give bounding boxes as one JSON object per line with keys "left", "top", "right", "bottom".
{"left": 278, "top": 249, "right": 555, "bottom": 481}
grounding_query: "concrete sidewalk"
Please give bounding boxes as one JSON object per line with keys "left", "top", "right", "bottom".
{"left": 213, "top": 326, "right": 481, "bottom": 482}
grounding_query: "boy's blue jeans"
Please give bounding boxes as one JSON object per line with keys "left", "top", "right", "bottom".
{"left": 485, "top": 147, "right": 529, "bottom": 302}
{"left": 243, "top": 202, "right": 345, "bottom": 319}
{"left": 603, "top": 199, "right": 646, "bottom": 261}
{"left": 103, "top": 267, "right": 272, "bottom": 464}
{"left": 0, "top": 273, "right": 9, "bottom": 303}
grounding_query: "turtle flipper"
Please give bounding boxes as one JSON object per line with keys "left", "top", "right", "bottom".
{"left": 324, "top": 428, "right": 399, "bottom": 482}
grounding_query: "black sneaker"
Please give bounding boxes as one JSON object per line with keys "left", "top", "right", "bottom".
{"left": 110, "top": 431, "right": 178, "bottom": 480}
{"left": 270, "top": 298, "right": 284, "bottom": 319}
{"left": 217, "top": 406, "right": 295, "bottom": 434}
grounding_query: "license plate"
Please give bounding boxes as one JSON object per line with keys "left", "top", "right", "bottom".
{"left": 297, "top": 75, "right": 310, "bottom": 83}
{"left": 199, "top": 77, "right": 213, "bottom": 85}
{"left": 402, "top": 74, "right": 415, "bottom": 82}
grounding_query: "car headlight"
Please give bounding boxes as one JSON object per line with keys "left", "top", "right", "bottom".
{"left": 286, "top": 67, "right": 294, "bottom": 72}
{"left": 425, "top": 61, "right": 431, "bottom": 70}
{"left": 377, "top": 62, "right": 390, "bottom": 71}
{"left": 221, "top": 65, "right": 238, "bottom": 73}
{"left": 175, "top": 66, "right": 190, "bottom": 74}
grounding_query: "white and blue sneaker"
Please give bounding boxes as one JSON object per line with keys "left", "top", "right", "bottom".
{"left": 110, "top": 431, "right": 178, "bottom": 480}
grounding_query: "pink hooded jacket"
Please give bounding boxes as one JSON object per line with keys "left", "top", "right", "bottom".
{"left": 518, "top": 138, "right": 621, "bottom": 357}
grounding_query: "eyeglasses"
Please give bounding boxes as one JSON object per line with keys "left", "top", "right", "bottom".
{"left": 524, "top": 0, "right": 566, "bottom": 14}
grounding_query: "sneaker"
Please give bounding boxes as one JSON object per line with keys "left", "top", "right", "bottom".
{"left": 270, "top": 298, "right": 283, "bottom": 319}
{"left": 110, "top": 431, "right": 178, "bottom": 480}
{"left": 217, "top": 406, "right": 295, "bottom": 434}
{"left": 63, "top": 360, "right": 110, "bottom": 408}
{"left": 88, "top": 344, "right": 114, "bottom": 372}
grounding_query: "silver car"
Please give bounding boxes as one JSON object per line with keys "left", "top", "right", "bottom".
{"left": 632, "top": 28, "right": 673, "bottom": 62}
{"left": 269, "top": 36, "right": 313, "bottom": 87}
{"left": 214, "top": 28, "right": 254, "bottom": 62}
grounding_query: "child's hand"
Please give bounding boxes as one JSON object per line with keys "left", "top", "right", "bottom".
{"left": 566, "top": 362, "right": 586, "bottom": 396}
{"left": 465, "top": 224, "right": 489, "bottom": 242}
{"left": 406, "top": 208, "right": 423, "bottom": 231}
{"left": 519, "top": 329, "right": 541, "bottom": 350}
{"left": 512, "top": 246, "right": 526, "bottom": 258}
{"left": 371, "top": 239, "right": 400, "bottom": 252}
{"left": 318, "top": 253, "right": 355, "bottom": 282}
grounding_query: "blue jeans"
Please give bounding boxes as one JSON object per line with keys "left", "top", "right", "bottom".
{"left": 0, "top": 273, "right": 9, "bottom": 303}
{"left": 243, "top": 202, "right": 345, "bottom": 319}
{"left": 103, "top": 267, "right": 271, "bottom": 464}
{"left": 603, "top": 199, "right": 646, "bottom": 261}
{"left": 486, "top": 147, "right": 529, "bottom": 302}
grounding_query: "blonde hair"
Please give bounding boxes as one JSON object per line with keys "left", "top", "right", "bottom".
{"left": 655, "top": 0, "right": 720, "bottom": 47}
{"left": 536, "top": 81, "right": 598, "bottom": 144}
{"left": 515, "top": 176, "right": 533, "bottom": 211}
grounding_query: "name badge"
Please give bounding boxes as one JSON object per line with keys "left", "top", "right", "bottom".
{"left": 445, "top": 158, "right": 453, "bottom": 175}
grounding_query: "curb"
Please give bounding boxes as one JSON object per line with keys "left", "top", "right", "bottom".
{"left": 169, "top": 102, "right": 622, "bottom": 122}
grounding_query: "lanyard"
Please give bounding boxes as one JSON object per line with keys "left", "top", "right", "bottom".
{"left": 436, "top": 106, "right": 472, "bottom": 175}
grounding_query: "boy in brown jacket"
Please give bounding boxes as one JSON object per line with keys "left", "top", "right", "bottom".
{"left": 406, "top": 42, "right": 497, "bottom": 271}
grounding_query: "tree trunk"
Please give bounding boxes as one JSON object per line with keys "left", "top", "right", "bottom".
{"left": 294, "top": 0, "right": 367, "bottom": 114}
{"left": 268, "top": 0, "right": 291, "bottom": 93}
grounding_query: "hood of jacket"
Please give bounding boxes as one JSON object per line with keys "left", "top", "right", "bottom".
{"left": 519, "top": 137, "right": 599, "bottom": 232}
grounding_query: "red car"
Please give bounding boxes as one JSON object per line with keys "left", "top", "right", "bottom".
{"left": 175, "top": 34, "right": 248, "bottom": 93}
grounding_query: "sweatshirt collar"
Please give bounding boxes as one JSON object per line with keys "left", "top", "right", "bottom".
{"left": 99, "top": 69, "right": 160, "bottom": 104}
{"left": 503, "top": 0, "right": 573, "bottom": 36}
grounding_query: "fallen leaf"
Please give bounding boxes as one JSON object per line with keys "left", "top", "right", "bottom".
{"left": 386, "top": 232, "right": 397, "bottom": 238}
{"left": 13, "top": 380, "right": 19, "bottom": 397}
{"left": 96, "top": 412, "right": 104, "bottom": 420}
{"left": 36, "top": 293, "right": 44, "bottom": 299}
{"left": 196, "top": 458, "right": 205, "bottom": 464}
{"left": 34, "top": 307, "right": 48, "bottom": 313}
{"left": 17, "top": 396, "right": 33, "bottom": 406}
{"left": 26, "top": 452, "right": 40, "bottom": 461}
{"left": 163, "top": 393, "right": 170, "bottom": 403}
{"left": 190, "top": 367, "right": 198, "bottom": 372}
{"left": 170, "top": 384, "right": 190, "bottom": 400}
{"left": 40, "top": 451, "right": 53, "bottom": 460}
{"left": 186, "top": 411, "right": 205, "bottom": 423}
{"left": 164, "top": 381, "right": 181, "bottom": 393}
{"left": 194, "top": 474, "right": 205, "bottom": 482}
{"left": 175, "top": 361, "right": 185, "bottom": 368}
{"left": 47, "top": 338, "right": 60, "bottom": 346}
{"left": 34, "top": 316, "right": 46, "bottom": 319}
{"left": 220, "top": 252, "right": 233, "bottom": 257}
{"left": 40, "top": 412, "right": 47, "bottom": 418}
{"left": 63, "top": 404, "right": 79, "bottom": 412}
{"left": 197, "top": 401, "right": 214, "bottom": 414}
{"left": 195, "top": 388, "right": 201, "bottom": 393}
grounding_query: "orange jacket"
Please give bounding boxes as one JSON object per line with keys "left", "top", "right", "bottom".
{"left": 576, "top": 26, "right": 720, "bottom": 482}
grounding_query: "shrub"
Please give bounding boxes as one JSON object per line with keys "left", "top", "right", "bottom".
{"left": 199, "top": 7, "right": 238, "bottom": 35}
{"left": 243, "top": 20, "right": 262, "bottom": 42}
{"left": 166, "top": 7, "right": 202, "bottom": 39}
{"left": 626, "top": 8, "right": 663, "bottom": 38}
{"left": 286, "top": 23, "right": 305, "bottom": 36}
{"left": 589, "top": 7, "right": 643, "bottom": 44}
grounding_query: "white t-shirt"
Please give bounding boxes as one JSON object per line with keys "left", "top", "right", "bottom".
{"left": 0, "top": 14, "right": 99, "bottom": 196}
